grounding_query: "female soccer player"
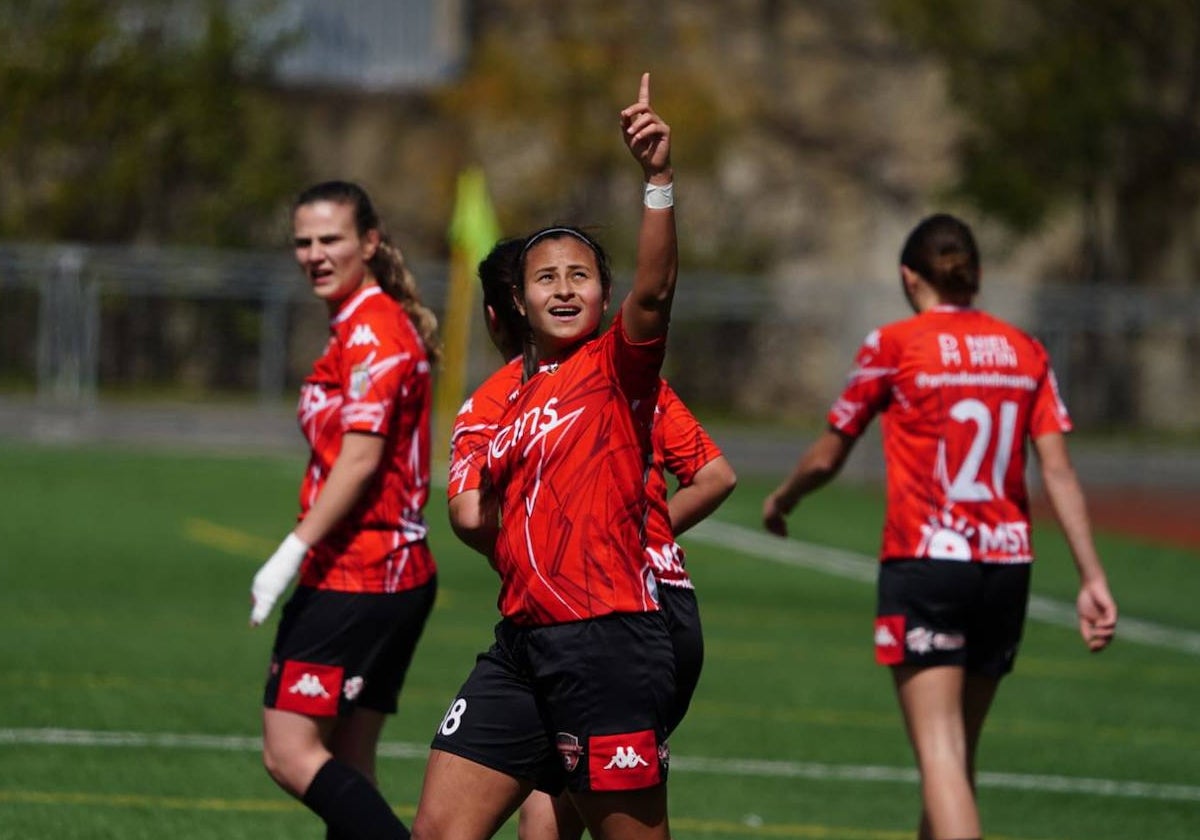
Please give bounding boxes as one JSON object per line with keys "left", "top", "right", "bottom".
{"left": 412, "top": 73, "right": 680, "bottom": 840}
{"left": 448, "top": 238, "right": 736, "bottom": 840}
{"left": 761, "top": 213, "right": 1118, "bottom": 840}
{"left": 249, "top": 181, "right": 440, "bottom": 840}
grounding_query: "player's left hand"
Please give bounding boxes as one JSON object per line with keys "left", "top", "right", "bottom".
{"left": 620, "top": 73, "right": 672, "bottom": 180}
{"left": 1077, "top": 578, "right": 1118, "bottom": 652}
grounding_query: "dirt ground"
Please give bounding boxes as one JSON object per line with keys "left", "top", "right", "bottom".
{"left": 1033, "top": 488, "right": 1200, "bottom": 553}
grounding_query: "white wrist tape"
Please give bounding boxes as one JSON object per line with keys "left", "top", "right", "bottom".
{"left": 643, "top": 181, "right": 674, "bottom": 209}
{"left": 249, "top": 532, "right": 309, "bottom": 626}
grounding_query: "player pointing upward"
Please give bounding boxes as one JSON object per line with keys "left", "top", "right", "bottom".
{"left": 413, "top": 73, "right": 681, "bottom": 840}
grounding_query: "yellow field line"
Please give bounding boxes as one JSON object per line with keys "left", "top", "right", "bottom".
{"left": 183, "top": 518, "right": 276, "bottom": 559}
{"left": 181, "top": 517, "right": 455, "bottom": 609}
{"left": 0, "top": 789, "right": 299, "bottom": 812}
{"left": 0, "top": 790, "right": 1054, "bottom": 840}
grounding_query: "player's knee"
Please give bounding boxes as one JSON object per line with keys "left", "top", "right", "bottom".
{"left": 260, "top": 746, "right": 291, "bottom": 791}
{"left": 409, "top": 809, "right": 443, "bottom": 840}
{"left": 260, "top": 741, "right": 310, "bottom": 798}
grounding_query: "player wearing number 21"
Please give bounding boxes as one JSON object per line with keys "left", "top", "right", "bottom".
{"left": 761, "top": 213, "right": 1118, "bottom": 840}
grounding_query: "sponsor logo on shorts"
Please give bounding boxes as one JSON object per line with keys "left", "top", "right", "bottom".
{"left": 874, "top": 615, "right": 906, "bottom": 666}
{"left": 275, "top": 660, "right": 342, "bottom": 716}
{"left": 604, "top": 746, "right": 650, "bottom": 770}
{"left": 588, "top": 730, "right": 661, "bottom": 791}
{"left": 556, "top": 732, "right": 583, "bottom": 772}
{"left": 342, "top": 676, "right": 364, "bottom": 701}
{"left": 905, "top": 626, "right": 966, "bottom": 655}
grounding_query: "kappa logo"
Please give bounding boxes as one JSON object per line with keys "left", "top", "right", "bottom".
{"left": 603, "top": 745, "right": 650, "bottom": 770}
{"left": 288, "top": 673, "right": 331, "bottom": 699}
{"left": 874, "top": 623, "right": 899, "bottom": 647}
{"left": 347, "top": 323, "right": 380, "bottom": 348}
{"left": 875, "top": 615, "right": 906, "bottom": 666}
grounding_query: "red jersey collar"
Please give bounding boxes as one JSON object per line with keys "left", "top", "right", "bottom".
{"left": 331, "top": 284, "right": 383, "bottom": 326}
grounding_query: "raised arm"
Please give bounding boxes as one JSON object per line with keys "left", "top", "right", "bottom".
{"left": 620, "top": 72, "right": 677, "bottom": 344}
{"left": 1032, "top": 431, "right": 1118, "bottom": 652}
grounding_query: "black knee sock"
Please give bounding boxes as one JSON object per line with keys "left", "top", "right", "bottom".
{"left": 302, "top": 758, "right": 410, "bottom": 840}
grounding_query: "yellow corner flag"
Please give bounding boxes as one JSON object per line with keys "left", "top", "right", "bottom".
{"left": 435, "top": 166, "right": 501, "bottom": 468}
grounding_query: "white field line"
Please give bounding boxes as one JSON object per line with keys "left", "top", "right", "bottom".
{"left": 689, "top": 520, "right": 1200, "bottom": 656}
{"left": 1, "top": 727, "right": 1198, "bottom": 804}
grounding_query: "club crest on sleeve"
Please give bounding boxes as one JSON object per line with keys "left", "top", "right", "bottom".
{"left": 349, "top": 363, "right": 371, "bottom": 399}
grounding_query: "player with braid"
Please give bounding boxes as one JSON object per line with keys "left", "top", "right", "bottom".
{"left": 250, "top": 181, "right": 440, "bottom": 840}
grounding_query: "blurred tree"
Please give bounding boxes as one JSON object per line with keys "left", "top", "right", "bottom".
{"left": 0, "top": 0, "right": 302, "bottom": 246}
{"left": 437, "top": 0, "right": 950, "bottom": 274}
{"left": 883, "top": 0, "right": 1200, "bottom": 285}
{"left": 435, "top": 1, "right": 732, "bottom": 267}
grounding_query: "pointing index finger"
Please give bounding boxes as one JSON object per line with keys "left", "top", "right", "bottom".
{"left": 638, "top": 72, "right": 650, "bottom": 106}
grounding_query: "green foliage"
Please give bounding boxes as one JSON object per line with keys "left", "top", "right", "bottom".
{"left": 0, "top": 0, "right": 302, "bottom": 246}
{"left": 883, "top": 0, "right": 1200, "bottom": 276}
{"left": 435, "top": 5, "right": 730, "bottom": 265}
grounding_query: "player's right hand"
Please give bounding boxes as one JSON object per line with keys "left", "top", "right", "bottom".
{"left": 249, "top": 532, "right": 309, "bottom": 627}
{"left": 762, "top": 494, "right": 790, "bottom": 538}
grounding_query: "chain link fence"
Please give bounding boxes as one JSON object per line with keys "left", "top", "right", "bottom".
{"left": 3, "top": 242, "right": 1199, "bottom": 433}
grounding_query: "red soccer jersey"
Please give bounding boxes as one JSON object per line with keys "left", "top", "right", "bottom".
{"left": 828, "top": 305, "right": 1072, "bottom": 564}
{"left": 644, "top": 382, "right": 724, "bottom": 589}
{"left": 296, "top": 285, "right": 437, "bottom": 593}
{"left": 447, "top": 358, "right": 522, "bottom": 500}
{"left": 486, "top": 313, "right": 665, "bottom": 625}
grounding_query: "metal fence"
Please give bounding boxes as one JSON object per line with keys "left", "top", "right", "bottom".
{"left": 3, "top": 243, "right": 1199, "bottom": 432}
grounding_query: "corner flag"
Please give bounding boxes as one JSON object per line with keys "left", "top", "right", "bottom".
{"left": 434, "top": 167, "right": 501, "bottom": 467}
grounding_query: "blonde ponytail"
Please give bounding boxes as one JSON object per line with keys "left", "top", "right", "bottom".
{"left": 373, "top": 238, "right": 442, "bottom": 365}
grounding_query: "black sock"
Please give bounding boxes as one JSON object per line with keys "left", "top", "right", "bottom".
{"left": 302, "top": 758, "right": 410, "bottom": 840}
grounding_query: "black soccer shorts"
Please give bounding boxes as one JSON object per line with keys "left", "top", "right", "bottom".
{"left": 431, "top": 611, "right": 675, "bottom": 793}
{"left": 875, "top": 559, "right": 1030, "bottom": 676}
{"left": 659, "top": 584, "right": 703, "bottom": 735}
{"left": 264, "top": 579, "right": 437, "bottom": 717}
